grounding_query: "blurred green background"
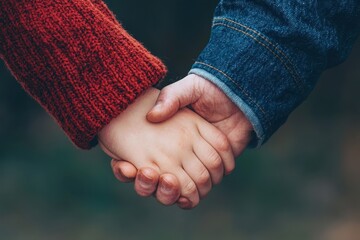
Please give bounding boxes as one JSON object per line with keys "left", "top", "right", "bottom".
{"left": 1, "top": 1, "right": 360, "bottom": 239}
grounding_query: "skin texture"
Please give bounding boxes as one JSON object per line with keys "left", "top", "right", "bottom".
{"left": 98, "top": 87, "right": 234, "bottom": 209}
{"left": 111, "top": 75, "right": 254, "bottom": 209}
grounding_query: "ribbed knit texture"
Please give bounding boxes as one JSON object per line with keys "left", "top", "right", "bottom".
{"left": 0, "top": 0, "right": 167, "bottom": 149}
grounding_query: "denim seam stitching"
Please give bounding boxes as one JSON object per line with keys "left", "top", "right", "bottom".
{"left": 194, "top": 61, "right": 270, "bottom": 129}
{"left": 215, "top": 17, "right": 301, "bottom": 78}
{"left": 214, "top": 17, "right": 303, "bottom": 88}
{"left": 213, "top": 22, "right": 301, "bottom": 92}
{"left": 213, "top": 17, "right": 305, "bottom": 94}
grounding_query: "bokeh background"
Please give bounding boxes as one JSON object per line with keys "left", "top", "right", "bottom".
{"left": 1, "top": 0, "right": 359, "bottom": 239}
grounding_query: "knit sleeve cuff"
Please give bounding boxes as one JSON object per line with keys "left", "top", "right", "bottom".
{"left": 0, "top": 0, "right": 166, "bottom": 149}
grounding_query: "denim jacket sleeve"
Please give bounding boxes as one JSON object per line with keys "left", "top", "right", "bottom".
{"left": 189, "top": 0, "right": 360, "bottom": 147}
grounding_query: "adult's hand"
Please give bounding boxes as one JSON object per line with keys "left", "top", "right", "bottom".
{"left": 111, "top": 74, "right": 254, "bottom": 208}
{"left": 147, "top": 74, "right": 254, "bottom": 156}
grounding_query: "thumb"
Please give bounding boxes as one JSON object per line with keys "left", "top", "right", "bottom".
{"left": 147, "top": 75, "right": 201, "bottom": 122}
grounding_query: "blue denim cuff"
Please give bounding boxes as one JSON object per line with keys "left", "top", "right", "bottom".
{"left": 189, "top": 68, "right": 264, "bottom": 148}
{"left": 191, "top": 17, "right": 311, "bottom": 146}
{"left": 189, "top": 0, "right": 360, "bottom": 146}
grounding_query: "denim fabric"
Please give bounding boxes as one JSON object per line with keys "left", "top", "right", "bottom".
{"left": 189, "top": 67, "right": 264, "bottom": 147}
{"left": 190, "top": 0, "right": 360, "bottom": 146}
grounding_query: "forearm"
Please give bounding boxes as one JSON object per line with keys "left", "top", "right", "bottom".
{"left": 0, "top": 0, "right": 166, "bottom": 149}
{"left": 190, "top": 0, "right": 360, "bottom": 146}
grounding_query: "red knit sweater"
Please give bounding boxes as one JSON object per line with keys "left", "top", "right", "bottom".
{"left": 0, "top": 0, "right": 167, "bottom": 149}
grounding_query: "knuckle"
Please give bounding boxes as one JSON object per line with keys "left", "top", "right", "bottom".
{"left": 172, "top": 127, "right": 190, "bottom": 149}
{"left": 214, "top": 132, "right": 231, "bottom": 152}
{"left": 207, "top": 151, "right": 223, "bottom": 170}
{"left": 182, "top": 180, "right": 197, "bottom": 196}
{"left": 158, "top": 86, "right": 171, "bottom": 99}
{"left": 158, "top": 86, "right": 176, "bottom": 104}
{"left": 196, "top": 167, "right": 211, "bottom": 186}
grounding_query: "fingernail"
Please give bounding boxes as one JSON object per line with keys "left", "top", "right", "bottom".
{"left": 147, "top": 105, "right": 160, "bottom": 119}
{"left": 156, "top": 98, "right": 166, "bottom": 108}
{"left": 152, "top": 104, "right": 162, "bottom": 112}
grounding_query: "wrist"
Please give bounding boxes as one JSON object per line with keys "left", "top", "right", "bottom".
{"left": 98, "top": 87, "right": 160, "bottom": 142}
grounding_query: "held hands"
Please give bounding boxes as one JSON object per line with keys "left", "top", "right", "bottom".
{"left": 98, "top": 87, "right": 234, "bottom": 209}
{"left": 110, "top": 75, "right": 254, "bottom": 209}
{"left": 148, "top": 74, "right": 254, "bottom": 156}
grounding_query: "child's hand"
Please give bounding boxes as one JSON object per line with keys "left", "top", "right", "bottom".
{"left": 98, "top": 88, "right": 234, "bottom": 208}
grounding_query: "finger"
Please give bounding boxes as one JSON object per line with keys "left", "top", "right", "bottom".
{"left": 182, "top": 155, "right": 212, "bottom": 198}
{"left": 177, "top": 197, "right": 192, "bottom": 209}
{"left": 198, "top": 124, "right": 235, "bottom": 175}
{"left": 176, "top": 169, "right": 200, "bottom": 209}
{"left": 146, "top": 75, "right": 201, "bottom": 123}
{"left": 111, "top": 159, "right": 137, "bottom": 183}
{"left": 155, "top": 174, "right": 181, "bottom": 206}
{"left": 134, "top": 168, "right": 160, "bottom": 197}
{"left": 193, "top": 139, "right": 224, "bottom": 185}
